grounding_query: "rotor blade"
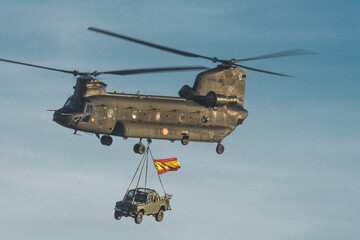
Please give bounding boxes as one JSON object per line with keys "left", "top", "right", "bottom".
{"left": 234, "top": 63, "right": 293, "bottom": 77}
{"left": 100, "top": 66, "right": 208, "bottom": 76}
{"left": 0, "top": 58, "right": 76, "bottom": 75}
{"left": 234, "top": 49, "right": 316, "bottom": 62}
{"left": 88, "top": 27, "right": 214, "bottom": 61}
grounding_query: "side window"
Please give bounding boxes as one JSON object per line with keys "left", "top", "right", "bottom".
{"left": 82, "top": 115, "right": 90, "bottom": 122}
{"left": 148, "top": 195, "right": 153, "bottom": 203}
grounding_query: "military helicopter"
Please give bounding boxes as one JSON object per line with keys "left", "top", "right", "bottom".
{"left": 0, "top": 27, "right": 314, "bottom": 154}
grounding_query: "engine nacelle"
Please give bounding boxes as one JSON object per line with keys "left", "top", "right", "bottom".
{"left": 205, "top": 91, "right": 238, "bottom": 107}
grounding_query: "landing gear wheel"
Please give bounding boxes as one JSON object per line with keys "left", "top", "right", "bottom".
{"left": 114, "top": 211, "right": 122, "bottom": 220}
{"left": 100, "top": 136, "right": 107, "bottom": 145}
{"left": 216, "top": 143, "right": 225, "bottom": 154}
{"left": 133, "top": 143, "right": 140, "bottom": 153}
{"left": 155, "top": 209, "right": 164, "bottom": 222}
{"left": 133, "top": 143, "right": 146, "bottom": 154}
{"left": 135, "top": 211, "right": 143, "bottom": 224}
{"left": 181, "top": 136, "right": 189, "bottom": 145}
{"left": 138, "top": 144, "right": 145, "bottom": 154}
{"left": 100, "top": 135, "right": 113, "bottom": 146}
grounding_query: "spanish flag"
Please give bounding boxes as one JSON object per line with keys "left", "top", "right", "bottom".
{"left": 153, "top": 158, "right": 181, "bottom": 175}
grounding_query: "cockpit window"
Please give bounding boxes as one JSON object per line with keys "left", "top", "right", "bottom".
{"left": 85, "top": 104, "right": 93, "bottom": 113}
{"left": 64, "top": 98, "right": 71, "bottom": 108}
{"left": 63, "top": 96, "right": 85, "bottom": 113}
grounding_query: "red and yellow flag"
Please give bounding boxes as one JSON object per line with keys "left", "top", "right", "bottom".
{"left": 153, "top": 158, "right": 181, "bottom": 175}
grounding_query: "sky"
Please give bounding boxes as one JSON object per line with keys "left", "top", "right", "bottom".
{"left": 0, "top": 0, "right": 359, "bottom": 239}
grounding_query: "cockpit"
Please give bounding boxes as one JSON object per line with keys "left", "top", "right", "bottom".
{"left": 53, "top": 96, "right": 94, "bottom": 128}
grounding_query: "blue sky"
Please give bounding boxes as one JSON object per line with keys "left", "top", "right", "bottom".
{"left": 0, "top": 1, "right": 359, "bottom": 240}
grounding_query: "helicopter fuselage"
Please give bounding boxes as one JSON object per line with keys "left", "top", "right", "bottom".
{"left": 52, "top": 66, "right": 248, "bottom": 154}
{"left": 53, "top": 91, "right": 248, "bottom": 143}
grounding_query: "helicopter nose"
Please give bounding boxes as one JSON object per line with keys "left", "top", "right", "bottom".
{"left": 53, "top": 110, "right": 70, "bottom": 127}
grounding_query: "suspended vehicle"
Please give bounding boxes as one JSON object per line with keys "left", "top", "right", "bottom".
{"left": 0, "top": 27, "right": 314, "bottom": 154}
{"left": 114, "top": 143, "right": 176, "bottom": 224}
{"left": 114, "top": 188, "right": 171, "bottom": 224}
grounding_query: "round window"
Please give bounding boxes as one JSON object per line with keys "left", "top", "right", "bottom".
{"left": 201, "top": 115, "right": 209, "bottom": 123}
{"left": 179, "top": 113, "right": 185, "bottom": 122}
{"left": 155, "top": 112, "right": 161, "bottom": 121}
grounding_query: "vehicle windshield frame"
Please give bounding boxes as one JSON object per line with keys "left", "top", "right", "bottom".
{"left": 125, "top": 190, "right": 148, "bottom": 203}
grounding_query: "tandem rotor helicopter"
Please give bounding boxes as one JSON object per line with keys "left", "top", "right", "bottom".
{"left": 0, "top": 27, "right": 314, "bottom": 154}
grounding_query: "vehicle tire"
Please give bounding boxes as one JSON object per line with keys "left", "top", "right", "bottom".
{"left": 155, "top": 209, "right": 164, "bottom": 222}
{"left": 135, "top": 211, "right": 143, "bottom": 224}
{"left": 114, "top": 211, "right": 122, "bottom": 220}
{"left": 216, "top": 144, "right": 225, "bottom": 154}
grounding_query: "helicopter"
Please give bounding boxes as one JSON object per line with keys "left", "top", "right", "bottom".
{"left": 0, "top": 27, "right": 314, "bottom": 154}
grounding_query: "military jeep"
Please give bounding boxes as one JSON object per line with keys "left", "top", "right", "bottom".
{"left": 114, "top": 188, "right": 171, "bottom": 224}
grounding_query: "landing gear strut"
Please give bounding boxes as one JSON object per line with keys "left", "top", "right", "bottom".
{"left": 100, "top": 135, "right": 113, "bottom": 146}
{"left": 216, "top": 142, "right": 225, "bottom": 154}
{"left": 133, "top": 139, "right": 146, "bottom": 154}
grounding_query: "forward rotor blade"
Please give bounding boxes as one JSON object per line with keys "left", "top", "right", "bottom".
{"left": 88, "top": 27, "right": 214, "bottom": 61}
{"left": 100, "top": 66, "right": 208, "bottom": 76}
{"left": 234, "top": 49, "right": 316, "bottom": 62}
{"left": 234, "top": 63, "right": 293, "bottom": 77}
{"left": 0, "top": 58, "right": 76, "bottom": 75}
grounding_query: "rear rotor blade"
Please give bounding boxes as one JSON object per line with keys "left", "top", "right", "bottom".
{"left": 100, "top": 66, "right": 208, "bottom": 76}
{"left": 234, "top": 49, "right": 316, "bottom": 63}
{"left": 234, "top": 63, "right": 293, "bottom": 77}
{"left": 0, "top": 58, "right": 76, "bottom": 75}
{"left": 88, "top": 27, "right": 214, "bottom": 61}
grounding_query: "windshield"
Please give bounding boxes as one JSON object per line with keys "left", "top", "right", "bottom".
{"left": 63, "top": 96, "right": 85, "bottom": 113}
{"left": 125, "top": 190, "right": 147, "bottom": 203}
